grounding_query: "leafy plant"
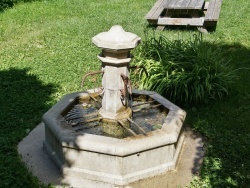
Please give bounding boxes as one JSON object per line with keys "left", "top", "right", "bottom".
{"left": 0, "top": 0, "right": 14, "bottom": 11}
{"left": 0, "top": 0, "right": 39, "bottom": 11}
{"left": 133, "top": 32, "right": 237, "bottom": 104}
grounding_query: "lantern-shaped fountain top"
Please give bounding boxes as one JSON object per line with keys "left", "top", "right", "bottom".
{"left": 92, "top": 26, "right": 141, "bottom": 120}
{"left": 92, "top": 25, "right": 141, "bottom": 64}
{"left": 92, "top": 25, "right": 141, "bottom": 50}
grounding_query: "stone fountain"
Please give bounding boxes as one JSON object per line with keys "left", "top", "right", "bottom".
{"left": 43, "top": 25, "right": 186, "bottom": 187}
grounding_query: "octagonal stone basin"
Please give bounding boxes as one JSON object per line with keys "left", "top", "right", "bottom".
{"left": 43, "top": 88, "right": 186, "bottom": 187}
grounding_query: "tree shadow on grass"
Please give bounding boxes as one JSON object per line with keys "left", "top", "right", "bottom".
{"left": 0, "top": 68, "right": 58, "bottom": 187}
{"left": 187, "top": 42, "right": 250, "bottom": 187}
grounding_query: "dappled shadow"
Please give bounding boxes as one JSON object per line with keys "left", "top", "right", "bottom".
{"left": 13, "top": 42, "right": 250, "bottom": 187}
{"left": 219, "top": 42, "right": 250, "bottom": 68}
{"left": 162, "top": 39, "right": 250, "bottom": 108}
{"left": 185, "top": 41, "right": 250, "bottom": 187}
{"left": 0, "top": 68, "right": 58, "bottom": 187}
{"left": 184, "top": 125, "right": 207, "bottom": 175}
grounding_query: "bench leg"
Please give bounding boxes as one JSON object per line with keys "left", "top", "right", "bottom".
{"left": 157, "top": 25, "right": 165, "bottom": 31}
{"left": 204, "top": 21, "right": 217, "bottom": 32}
{"left": 198, "top": 27, "right": 208, "bottom": 34}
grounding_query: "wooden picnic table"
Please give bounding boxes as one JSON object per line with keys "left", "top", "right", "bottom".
{"left": 164, "top": 0, "right": 205, "bottom": 10}
{"left": 145, "top": 0, "right": 223, "bottom": 32}
{"left": 163, "top": 0, "right": 205, "bottom": 16}
{"left": 159, "top": 0, "right": 205, "bottom": 27}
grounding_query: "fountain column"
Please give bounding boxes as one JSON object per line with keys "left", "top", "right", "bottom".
{"left": 92, "top": 25, "right": 141, "bottom": 137}
{"left": 92, "top": 25, "right": 141, "bottom": 118}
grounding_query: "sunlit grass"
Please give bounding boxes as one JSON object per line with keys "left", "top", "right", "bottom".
{"left": 0, "top": 0, "right": 250, "bottom": 187}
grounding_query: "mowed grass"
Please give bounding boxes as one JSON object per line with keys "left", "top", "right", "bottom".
{"left": 0, "top": 0, "right": 250, "bottom": 187}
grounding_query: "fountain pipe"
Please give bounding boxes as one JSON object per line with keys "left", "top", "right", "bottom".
{"left": 81, "top": 70, "right": 104, "bottom": 88}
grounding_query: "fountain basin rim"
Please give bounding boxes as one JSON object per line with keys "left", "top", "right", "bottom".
{"left": 42, "top": 88, "right": 186, "bottom": 157}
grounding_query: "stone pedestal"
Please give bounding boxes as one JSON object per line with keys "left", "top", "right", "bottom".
{"left": 92, "top": 25, "right": 141, "bottom": 120}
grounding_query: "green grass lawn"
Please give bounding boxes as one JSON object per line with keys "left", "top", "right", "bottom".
{"left": 0, "top": 0, "right": 249, "bottom": 187}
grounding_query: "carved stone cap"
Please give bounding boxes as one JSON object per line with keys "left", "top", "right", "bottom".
{"left": 92, "top": 25, "right": 141, "bottom": 50}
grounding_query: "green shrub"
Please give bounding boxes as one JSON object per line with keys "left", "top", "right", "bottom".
{"left": 133, "top": 33, "right": 237, "bottom": 104}
{"left": 0, "top": 0, "right": 14, "bottom": 11}
{"left": 0, "top": 0, "right": 38, "bottom": 11}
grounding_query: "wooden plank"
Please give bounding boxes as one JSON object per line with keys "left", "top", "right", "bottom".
{"left": 164, "top": 9, "right": 200, "bottom": 15}
{"left": 158, "top": 17, "right": 204, "bottom": 26}
{"left": 204, "top": 2, "right": 209, "bottom": 10}
{"left": 205, "top": 0, "right": 216, "bottom": 20}
{"left": 187, "top": 0, "right": 204, "bottom": 9}
{"left": 164, "top": 0, "right": 174, "bottom": 7}
{"left": 164, "top": 0, "right": 178, "bottom": 8}
{"left": 145, "top": 0, "right": 166, "bottom": 22}
{"left": 188, "top": 0, "right": 201, "bottom": 9}
{"left": 194, "top": 0, "right": 205, "bottom": 9}
{"left": 164, "top": 0, "right": 204, "bottom": 10}
{"left": 211, "top": 0, "right": 222, "bottom": 20}
{"left": 174, "top": 0, "right": 186, "bottom": 8}
{"left": 181, "top": 0, "right": 192, "bottom": 9}
{"left": 205, "top": 0, "right": 222, "bottom": 21}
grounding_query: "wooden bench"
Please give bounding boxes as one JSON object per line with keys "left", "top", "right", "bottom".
{"left": 145, "top": 0, "right": 223, "bottom": 32}
{"left": 158, "top": 0, "right": 205, "bottom": 27}
{"left": 145, "top": 0, "right": 165, "bottom": 24}
{"left": 204, "top": 0, "right": 223, "bottom": 29}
